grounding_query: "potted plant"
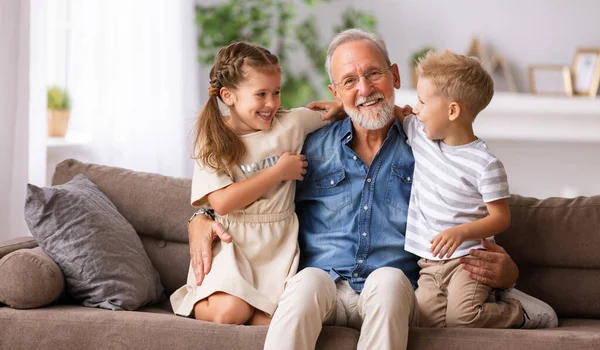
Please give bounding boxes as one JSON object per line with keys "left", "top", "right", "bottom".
{"left": 47, "top": 86, "right": 71, "bottom": 137}
{"left": 411, "top": 47, "right": 436, "bottom": 89}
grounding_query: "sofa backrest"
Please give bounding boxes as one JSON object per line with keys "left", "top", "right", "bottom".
{"left": 497, "top": 194, "right": 600, "bottom": 319}
{"left": 52, "top": 159, "right": 600, "bottom": 318}
{"left": 52, "top": 159, "right": 194, "bottom": 297}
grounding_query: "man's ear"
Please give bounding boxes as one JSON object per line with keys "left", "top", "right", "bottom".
{"left": 448, "top": 102, "right": 461, "bottom": 121}
{"left": 391, "top": 63, "right": 401, "bottom": 89}
{"left": 220, "top": 87, "right": 235, "bottom": 106}
{"left": 328, "top": 84, "right": 343, "bottom": 106}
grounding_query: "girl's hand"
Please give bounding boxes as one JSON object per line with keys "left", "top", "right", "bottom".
{"left": 430, "top": 227, "right": 465, "bottom": 259}
{"left": 306, "top": 100, "right": 347, "bottom": 121}
{"left": 274, "top": 151, "right": 308, "bottom": 181}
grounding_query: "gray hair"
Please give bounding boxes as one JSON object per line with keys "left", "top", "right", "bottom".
{"left": 325, "top": 28, "right": 392, "bottom": 83}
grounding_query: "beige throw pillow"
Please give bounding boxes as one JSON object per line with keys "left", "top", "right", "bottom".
{"left": 0, "top": 247, "right": 65, "bottom": 309}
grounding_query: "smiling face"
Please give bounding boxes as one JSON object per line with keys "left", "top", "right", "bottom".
{"left": 223, "top": 66, "right": 282, "bottom": 135}
{"left": 328, "top": 39, "right": 400, "bottom": 131}
{"left": 413, "top": 77, "right": 452, "bottom": 140}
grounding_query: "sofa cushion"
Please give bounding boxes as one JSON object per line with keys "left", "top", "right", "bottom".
{"left": 497, "top": 194, "right": 600, "bottom": 318}
{"left": 24, "top": 174, "right": 165, "bottom": 311}
{"left": 0, "top": 304, "right": 598, "bottom": 350}
{"left": 0, "top": 303, "right": 361, "bottom": 350}
{"left": 0, "top": 247, "right": 64, "bottom": 309}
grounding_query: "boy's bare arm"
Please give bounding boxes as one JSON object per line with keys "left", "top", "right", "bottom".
{"left": 431, "top": 198, "right": 511, "bottom": 258}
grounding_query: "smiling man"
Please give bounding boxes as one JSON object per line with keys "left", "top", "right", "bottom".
{"left": 189, "top": 29, "right": 524, "bottom": 350}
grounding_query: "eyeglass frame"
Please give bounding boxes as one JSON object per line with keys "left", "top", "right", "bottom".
{"left": 331, "top": 65, "right": 394, "bottom": 91}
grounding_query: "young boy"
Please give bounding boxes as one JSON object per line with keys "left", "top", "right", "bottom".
{"left": 400, "top": 50, "right": 556, "bottom": 329}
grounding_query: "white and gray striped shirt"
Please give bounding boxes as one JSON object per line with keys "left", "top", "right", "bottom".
{"left": 403, "top": 115, "right": 510, "bottom": 260}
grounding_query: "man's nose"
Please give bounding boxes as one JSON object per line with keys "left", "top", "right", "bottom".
{"left": 357, "top": 75, "right": 374, "bottom": 96}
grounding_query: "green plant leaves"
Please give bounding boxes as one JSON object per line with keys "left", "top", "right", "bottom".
{"left": 47, "top": 86, "right": 70, "bottom": 110}
{"left": 196, "top": 0, "right": 378, "bottom": 108}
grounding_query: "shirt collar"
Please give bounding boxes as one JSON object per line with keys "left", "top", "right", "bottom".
{"left": 339, "top": 115, "right": 408, "bottom": 144}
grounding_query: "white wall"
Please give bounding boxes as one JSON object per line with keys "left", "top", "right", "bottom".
{"left": 349, "top": 0, "right": 600, "bottom": 91}
{"left": 0, "top": 0, "right": 31, "bottom": 241}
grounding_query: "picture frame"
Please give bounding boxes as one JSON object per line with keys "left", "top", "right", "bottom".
{"left": 572, "top": 48, "right": 600, "bottom": 97}
{"left": 529, "top": 65, "right": 573, "bottom": 96}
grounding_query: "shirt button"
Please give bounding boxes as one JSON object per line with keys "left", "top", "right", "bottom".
{"left": 353, "top": 273, "right": 358, "bottom": 277}
{"left": 353, "top": 156, "right": 357, "bottom": 160}
{"left": 358, "top": 259, "right": 364, "bottom": 264}
{"left": 362, "top": 232, "right": 367, "bottom": 237}
{"left": 407, "top": 176, "right": 411, "bottom": 181}
{"left": 330, "top": 180, "right": 334, "bottom": 185}
{"left": 366, "top": 178, "right": 372, "bottom": 183}
{"left": 363, "top": 205, "right": 368, "bottom": 211}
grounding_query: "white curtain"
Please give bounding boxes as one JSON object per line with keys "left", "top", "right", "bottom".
{"left": 67, "top": 0, "right": 200, "bottom": 178}
{"left": 0, "top": 0, "right": 31, "bottom": 241}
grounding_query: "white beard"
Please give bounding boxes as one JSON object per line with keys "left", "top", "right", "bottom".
{"left": 345, "top": 93, "right": 395, "bottom": 130}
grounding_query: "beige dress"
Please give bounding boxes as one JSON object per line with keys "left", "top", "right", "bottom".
{"left": 170, "top": 108, "right": 329, "bottom": 317}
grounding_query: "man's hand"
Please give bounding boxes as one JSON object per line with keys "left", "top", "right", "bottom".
{"left": 306, "top": 100, "right": 346, "bottom": 121}
{"left": 188, "top": 214, "right": 232, "bottom": 286}
{"left": 460, "top": 239, "right": 519, "bottom": 289}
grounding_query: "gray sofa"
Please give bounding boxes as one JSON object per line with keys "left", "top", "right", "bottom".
{"left": 1, "top": 159, "right": 599, "bottom": 349}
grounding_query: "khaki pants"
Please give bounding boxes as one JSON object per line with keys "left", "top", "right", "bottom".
{"left": 416, "top": 258, "right": 523, "bottom": 328}
{"left": 263, "top": 267, "right": 418, "bottom": 350}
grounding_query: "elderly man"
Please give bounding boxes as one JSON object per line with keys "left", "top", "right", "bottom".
{"left": 189, "top": 29, "right": 545, "bottom": 349}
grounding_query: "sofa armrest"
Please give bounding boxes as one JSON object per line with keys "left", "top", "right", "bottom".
{"left": 0, "top": 236, "right": 38, "bottom": 260}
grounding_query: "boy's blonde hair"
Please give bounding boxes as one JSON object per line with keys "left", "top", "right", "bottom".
{"left": 417, "top": 50, "right": 494, "bottom": 118}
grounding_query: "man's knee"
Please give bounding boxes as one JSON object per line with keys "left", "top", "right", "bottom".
{"left": 362, "top": 267, "right": 416, "bottom": 317}
{"left": 280, "top": 268, "right": 336, "bottom": 317}
{"left": 364, "top": 267, "right": 413, "bottom": 296}
{"left": 287, "top": 268, "right": 336, "bottom": 297}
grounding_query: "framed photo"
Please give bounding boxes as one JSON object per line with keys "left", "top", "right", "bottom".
{"left": 529, "top": 65, "right": 573, "bottom": 96}
{"left": 572, "top": 48, "right": 600, "bottom": 97}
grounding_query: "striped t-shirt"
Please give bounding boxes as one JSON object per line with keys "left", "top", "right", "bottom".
{"left": 402, "top": 114, "right": 510, "bottom": 260}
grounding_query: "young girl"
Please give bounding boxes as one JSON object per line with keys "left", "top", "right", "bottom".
{"left": 169, "top": 42, "right": 332, "bottom": 326}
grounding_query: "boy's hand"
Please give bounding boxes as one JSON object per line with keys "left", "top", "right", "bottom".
{"left": 431, "top": 227, "right": 465, "bottom": 259}
{"left": 274, "top": 151, "right": 308, "bottom": 182}
{"left": 306, "top": 100, "right": 346, "bottom": 121}
{"left": 394, "top": 104, "right": 414, "bottom": 122}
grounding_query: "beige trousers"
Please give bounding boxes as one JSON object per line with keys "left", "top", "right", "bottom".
{"left": 416, "top": 258, "right": 523, "bottom": 328}
{"left": 263, "top": 267, "right": 418, "bottom": 350}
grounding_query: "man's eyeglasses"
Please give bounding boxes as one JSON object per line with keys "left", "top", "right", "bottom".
{"left": 333, "top": 66, "right": 392, "bottom": 91}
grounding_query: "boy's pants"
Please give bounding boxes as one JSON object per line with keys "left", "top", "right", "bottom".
{"left": 263, "top": 267, "right": 418, "bottom": 350}
{"left": 416, "top": 258, "right": 523, "bottom": 328}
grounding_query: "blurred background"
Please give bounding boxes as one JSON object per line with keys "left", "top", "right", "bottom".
{"left": 2, "top": 0, "right": 600, "bottom": 240}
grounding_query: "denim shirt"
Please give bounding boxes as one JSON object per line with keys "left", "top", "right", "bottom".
{"left": 296, "top": 117, "right": 419, "bottom": 292}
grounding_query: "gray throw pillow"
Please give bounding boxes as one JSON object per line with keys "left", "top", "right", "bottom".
{"left": 24, "top": 174, "right": 165, "bottom": 311}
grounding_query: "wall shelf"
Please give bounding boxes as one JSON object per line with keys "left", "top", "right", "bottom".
{"left": 394, "top": 89, "right": 600, "bottom": 143}
{"left": 46, "top": 131, "right": 90, "bottom": 150}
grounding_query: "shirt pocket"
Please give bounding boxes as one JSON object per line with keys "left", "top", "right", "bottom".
{"left": 385, "top": 165, "right": 413, "bottom": 211}
{"left": 314, "top": 168, "right": 352, "bottom": 211}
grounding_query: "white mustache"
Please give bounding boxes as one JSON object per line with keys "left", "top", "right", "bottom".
{"left": 355, "top": 92, "right": 385, "bottom": 107}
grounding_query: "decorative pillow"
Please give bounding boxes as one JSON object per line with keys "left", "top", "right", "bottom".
{"left": 0, "top": 247, "right": 64, "bottom": 309}
{"left": 24, "top": 174, "right": 165, "bottom": 311}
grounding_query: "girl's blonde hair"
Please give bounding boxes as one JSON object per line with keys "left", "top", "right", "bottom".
{"left": 193, "top": 42, "right": 281, "bottom": 172}
{"left": 417, "top": 50, "right": 494, "bottom": 118}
